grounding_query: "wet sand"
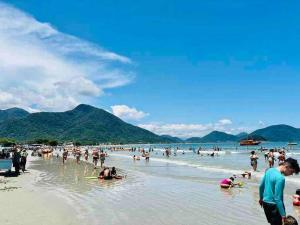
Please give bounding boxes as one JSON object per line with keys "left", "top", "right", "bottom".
{"left": 2, "top": 148, "right": 300, "bottom": 225}
{"left": 0, "top": 156, "right": 80, "bottom": 225}
{"left": 27, "top": 152, "right": 300, "bottom": 225}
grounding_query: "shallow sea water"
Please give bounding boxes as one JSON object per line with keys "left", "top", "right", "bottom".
{"left": 29, "top": 142, "right": 300, "bottom": 225}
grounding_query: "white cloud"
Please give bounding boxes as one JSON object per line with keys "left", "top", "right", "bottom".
{"left": 217, "top": 119, "right": 232, "bottom": 125}
{"left": 138, "top": 123, "right": 213, "bottom": 138}
{"left": 138, "top": 119, "right": 248, "bottom": 138}
{"left": 0, "top": 2, "right": 133, "bottom": 112}
{"left": 111, "top": 105, "right": 149, "bottom": 121}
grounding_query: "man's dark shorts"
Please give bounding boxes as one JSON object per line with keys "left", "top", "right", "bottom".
{"left": 263, "top": 202, "right": 282, "bottom": 225}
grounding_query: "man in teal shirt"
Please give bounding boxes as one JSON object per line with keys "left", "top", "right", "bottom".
{"left": 259, "top": 158, "right": 299, "bottom": 225}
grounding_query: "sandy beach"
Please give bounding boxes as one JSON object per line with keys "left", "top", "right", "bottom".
{"left": 0, "top": 156, "right": 80, "bottom": 225}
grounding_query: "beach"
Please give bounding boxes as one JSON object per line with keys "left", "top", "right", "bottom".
{"left": 2, "top": 143, "right": 300, "bottom": 225}
{"left": 0, "top": 156, "right": 80, "bottom": 225}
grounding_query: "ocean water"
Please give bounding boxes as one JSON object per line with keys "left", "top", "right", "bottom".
{"left": 29, "top": 142, "right": 300, "bottom": 225}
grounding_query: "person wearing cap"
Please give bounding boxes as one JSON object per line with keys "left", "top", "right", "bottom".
{"left": 259, "top": 158, "right": 300, "bottom": 225}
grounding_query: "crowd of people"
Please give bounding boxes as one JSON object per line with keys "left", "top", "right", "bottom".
{"left": 0, "top": 147, "right": 29, "bottom": 175}
{"left": 57, "top": 147, "right": 125, "bottom": 181}
{"left": 216, "top": 148, "right": 300, "bottom": 225}
{"left": 3, "top": 143, "right": 300, "bottom": 224}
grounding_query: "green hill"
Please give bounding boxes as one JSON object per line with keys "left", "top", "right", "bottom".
{"left": 200, "top": 131, "right": 238, "bottom": 142}
{"left": 0, "top": 104, "right": 170, "bottom": 144}
{"left": 186, "top": 125, "right": 300, "bottom": 143}
{"left": 250, "top": 124, "right": 300, "bottom": 142}
{"left": 185, "top": 131, "right": 237, "bottom": 143}
{"left": 236, "top": 132, "right": 248, "bottom": 139}
{"left": 160, "top": 135, "right": 183, "bottom": 143}
{"left": 185, "top": 137, "right": 202, "bottom": 143}
{"left": 0, "top": 108, "right": 30, "bottom": 123}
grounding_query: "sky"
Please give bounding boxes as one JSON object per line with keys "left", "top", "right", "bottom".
{"left": 1, "top": 0, "right": 300, "bottom": 138}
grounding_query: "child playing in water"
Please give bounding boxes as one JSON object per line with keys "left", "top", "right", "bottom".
{"left": 220, "top": 175, "right": 244, "bottom": 189}
{"left": 220, "top": 177, "right": 236, "bottom": 189}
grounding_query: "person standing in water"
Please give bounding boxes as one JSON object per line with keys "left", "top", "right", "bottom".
{"left": 268, "top": 150, "right": 275, "bottom": 168}
{"left": 62, "top": 149, "right": 68, "bottom": 164}
{"left": 265, "top": 151, "right": 269, "bottom": 161}
{"left": 250, "top": 151, "right": 258, "bottom": 171}
{"left": 100, "top": 150, "right": 106, "bottom": 168}
{"left": 92, "top": 149, "right": 99, "bottom": 168}
{"left": 259, "top": 158, "right": 300, "bottom": 225}
{"left": 75, "top": 148, "right": 81, "bottom": 164}
{"left": 84, "top": 149, "right": 89, "bottom": 161}
{"left": 145, "top": 151, "right": 150, "bottom": 161}
{"left": 278, "top": 151, "right": 286, "bottom": 166}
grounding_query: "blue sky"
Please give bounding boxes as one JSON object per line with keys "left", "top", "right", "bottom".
{"left": 1, "top": 0, "right": 300, "bottom": 137}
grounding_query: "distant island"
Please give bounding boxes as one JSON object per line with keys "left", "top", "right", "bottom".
{"left": 185, "top": 124, "right": 300, "bottom": 143}
{"left": 0, "top": 105, "right": 300, "bottom": 144}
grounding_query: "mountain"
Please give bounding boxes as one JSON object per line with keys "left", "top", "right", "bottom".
{"left": 186, "top": 125, "right": 300, "bottom": 143}
{"left": 185, "top": 131, "right": 238, "bottom": 143}
{"left": 236, "top": 132, "right": 248, "bottom": 138}
{"left": 185, "top": 137, "right": 202, "bottom": 143}
{"left": 250, "top": 124, "right": 300, "bottom": 142}
{"left": 0, "top": 108, "right": 30, "bottom": 123}
{"left": 0, "top": 104, "right": 170, "bottom": 144}
{"left": 160, "top": 135, "right": 183, "bottom": 143}
{"left": 200, "top": 131, "right": 238, "bottom": 142}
